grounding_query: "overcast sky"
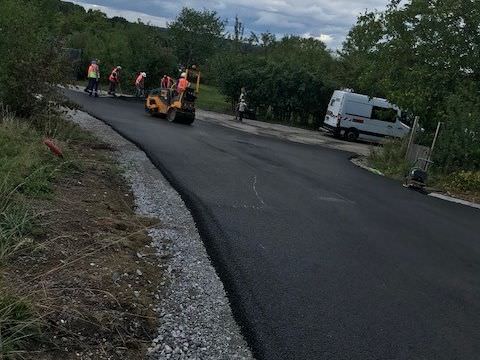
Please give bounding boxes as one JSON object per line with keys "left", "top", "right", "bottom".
{"left": 67, "top": 0, "right": 390, "bottom": 49}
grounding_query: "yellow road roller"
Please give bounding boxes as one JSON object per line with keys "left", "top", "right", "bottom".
{"left": 145, "top": 68, "right": 201, "bottom": 125}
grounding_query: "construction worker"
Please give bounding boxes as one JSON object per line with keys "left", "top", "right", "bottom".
{"left": 108, "top": 66, "right": 122, "bottom": 96}
{"left": 176, "top": 72, "right": 189, "bottom": 93}
{"left": 187, "top": 65, "right": 199, "bottom": 84}
{"left": 84, "top": 59, "right": 100, "bottom": 97}
{"left": 135, "top": 72, "right": 146, "bottom": 97}
{"left": 161, "top": 75, "right": 174, "bottom": 89}
{"left": 237, "top": 99, "right": 247, "bottom": 122}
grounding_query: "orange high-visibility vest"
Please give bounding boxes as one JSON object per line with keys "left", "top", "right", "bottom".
{"left": 177, "top": 78, "right": 189, "bottom": 92}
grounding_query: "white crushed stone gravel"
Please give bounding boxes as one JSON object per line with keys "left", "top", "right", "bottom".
{"left": 65, "top": 109, "right": 254, "bottom": 360}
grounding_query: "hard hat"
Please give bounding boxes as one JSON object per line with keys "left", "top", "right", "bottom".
{"left": 141, "top": 72, "right": 147, "bottom": 77}
{"left": 91, "top": 60, "right": 97, "bottom": 64}
{"left": 181, "top": 72, "right": 187, "bottom": 78}
{"left": 117, "top": 66, "right": 122, "bottom": 70}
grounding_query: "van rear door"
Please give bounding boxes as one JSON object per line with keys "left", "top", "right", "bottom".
{"left": 324, "top": 92, "right": 343, "bottom": 129}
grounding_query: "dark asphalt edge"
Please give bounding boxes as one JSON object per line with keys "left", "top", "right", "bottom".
{"left": 72, "top": 104, "right": 268, "bottom": 360}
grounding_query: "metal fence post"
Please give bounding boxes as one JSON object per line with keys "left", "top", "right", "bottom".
{"left": 426, "top": 122, "right": 442, "bottom": 171}
{"left": 406, "top": 116, "right": 419, "bottom": 161}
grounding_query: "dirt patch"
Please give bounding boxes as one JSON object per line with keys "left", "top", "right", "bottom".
{"left": 2, "top": 138, "right": 165, "bottom": 359}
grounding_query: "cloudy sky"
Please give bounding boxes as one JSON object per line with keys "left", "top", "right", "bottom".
{"left": 66, "top": 0, "right": 390, "bottom": 49}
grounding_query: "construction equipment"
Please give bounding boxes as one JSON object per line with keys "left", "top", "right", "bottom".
{"left": 404, "top": 158, "right": 433, "bottom": 190}
{"left": 145, "top": 68, "right": 201, "bottom": 125}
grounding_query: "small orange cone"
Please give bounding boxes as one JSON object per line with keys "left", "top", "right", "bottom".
{"left": 43, "top": 138, "right": 64, "bottom": 158}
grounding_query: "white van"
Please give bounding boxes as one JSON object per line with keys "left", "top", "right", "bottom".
{"left": 322, "top": 90, "right": 410, "bottom": 142}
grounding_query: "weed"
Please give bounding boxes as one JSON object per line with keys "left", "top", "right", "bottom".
{"left": 0, "top": 292, "right": 37, "bottom": 358}
{"left": 439, "top": 171, "right": 480, "bottom": 193}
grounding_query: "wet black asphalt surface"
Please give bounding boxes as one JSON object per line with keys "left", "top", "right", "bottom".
{"left": 66, "top": 91, "right": 480, "bottom": 360}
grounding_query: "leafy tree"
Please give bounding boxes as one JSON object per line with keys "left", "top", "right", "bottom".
{"left": 340, "top": 0, "right": 480, "bottom": 171}
{"left": 211, "top": 35, "right": 337, "bottom": 129}
{"left": 168, "top": 8, "right": 226, "bottom": 66}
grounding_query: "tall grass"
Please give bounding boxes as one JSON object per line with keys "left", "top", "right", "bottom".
{"left": 196, "top": 84, "right": 232, "bottom": 114}
{"left": 0, "top": 293, "right": 37, "bottom": 358}
{"left": 0, "top": 105, "right": 64, "bottom": 357}
{"left": 368, "top": 138, "right": 411, "bottom": 179}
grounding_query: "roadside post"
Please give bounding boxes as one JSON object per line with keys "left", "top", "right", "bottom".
{"left": 406, "top": 116, "right": 420, "bottom": 161}
{"left": 426, "top": 122, "right": 442, "bottom": 171}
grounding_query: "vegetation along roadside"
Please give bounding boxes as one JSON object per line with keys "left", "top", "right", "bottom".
{"left": 0, "top": 106, "right": 165, "bottom": 359}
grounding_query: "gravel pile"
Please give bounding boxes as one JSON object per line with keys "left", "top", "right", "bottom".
{"left": 66, "top": 109, "right": 254, "bottom": 360}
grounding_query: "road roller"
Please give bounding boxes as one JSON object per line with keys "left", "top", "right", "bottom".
{"left": 145, "top": 68, "right": 201, "bottom": 125}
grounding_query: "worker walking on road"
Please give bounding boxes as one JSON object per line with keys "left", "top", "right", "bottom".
{"left": 84, "top": 59, "right": 100, "bottom": 97}
{"left": 108, "top": 66, "right": 122, "bottom": 96}
{"left": 135, "top": 72, "right": 147, "bottom": 98}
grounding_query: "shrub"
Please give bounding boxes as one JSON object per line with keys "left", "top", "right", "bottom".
{"left": 368, "top": 139, "right": 411, "bottom": 179}
{"left": 0, "top": 0, "right": 66, "bottom": 117}
{"left": 441, "top": 171, "right": 480, "bottom": 193}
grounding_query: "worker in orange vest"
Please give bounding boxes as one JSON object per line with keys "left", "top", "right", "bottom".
{"left": 161, "top": 75, "right": 174, "bottom": 89}
{"left": 108, "top": 66, "right": 122, "bottom": 96}
{"left": 135, "top": 72, "right": 146, "bottom": 98}
{"left": 84, "top": 59, "right": 100, "bottom": 97}
{"left": 176, "top": 72, "right": 189, "bottom": 93}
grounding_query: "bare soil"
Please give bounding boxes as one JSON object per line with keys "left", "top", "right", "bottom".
{"left": 3, "top": 138, "right": 165, "bottom": 359}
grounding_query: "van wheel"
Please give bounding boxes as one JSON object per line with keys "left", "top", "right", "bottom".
{"left": 345, "top": 128, "right": 359, "bottom": 141}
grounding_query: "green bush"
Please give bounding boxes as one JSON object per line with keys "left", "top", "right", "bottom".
{"left": 0, "top": 0, "right": 65, "bottom": 117}
{"left": 211, "top": 36, "right": 337, "bottom": 129}
{"left": 441, "top": 171, "right": 480, "bottom": 193}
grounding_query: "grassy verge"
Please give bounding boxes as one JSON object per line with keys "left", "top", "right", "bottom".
{"left": 196, "top": 84, "right": 232, "bottom": 114}
{"left": 0, "top": 109, "right": 67, "bottom": 357}
{"left": 367, "top": 139, "right": 480, "bottom": 202}
{"left": 0, "top": 107, "right": 164, "bottom": 359}
{"left": 368, "top": 139, "right": 410, "bottom": 180}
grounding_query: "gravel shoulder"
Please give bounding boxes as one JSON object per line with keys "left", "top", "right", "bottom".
{"left": 66, "top": 109, "right": 254, "bottom": 360}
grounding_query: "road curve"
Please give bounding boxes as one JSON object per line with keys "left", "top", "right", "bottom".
{"left": 66, "top": 91, "right": 480, "bottom": 360}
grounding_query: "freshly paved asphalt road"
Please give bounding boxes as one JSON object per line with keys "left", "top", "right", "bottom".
{"left": 67, "top": 91, "right": 480, "bottom": 360}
